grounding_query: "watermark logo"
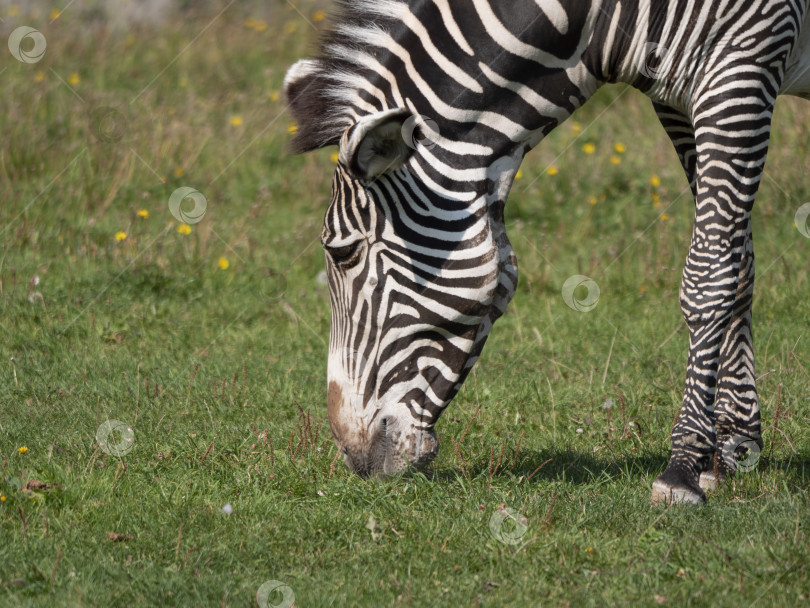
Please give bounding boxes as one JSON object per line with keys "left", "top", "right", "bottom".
{"left": 257, "top": 580, "right": 295, "bottom": 608}
{"left": 169, "top": 187, "right": 207, "bottom": 224}
{"left": 795, "top": 202, "right": 810, "bottom": 238}
{"left": 489, "top": 506, "right": 528, "bottom": 545}
{"left": 721, "top": 435, "right": 761, "bottom": 473}
{"left": 96, "top": 420, "right": 135, "bottom": 457}
{"left": 8, "top": 26, "right": 46, "bottom": 63}
{"left": 401, "top": 114, "right": 439, "bottom": 150}
{"left": 562, "top": 275, "right": 600, "bottom": 312}
{"left": 341, "top": 347, "right": 369, "bottom": 382}
{"left": 639, "top": 42, "right": 668, "bottom": 79}
{"left": 90, "top": 107, "right": 127, "bottom": 143}
{"left": 255, "top": 267, "right": 287, "bottom": 302}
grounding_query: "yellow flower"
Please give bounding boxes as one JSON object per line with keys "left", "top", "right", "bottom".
{"left": 137, "top": 209, "right": 149, "bottom": 219}
{"left": 8, "top": 5, "right": 19, "bottom": 17}
{"left": 547, "top": 166, "right": 559, "bottom": 176}
{"left": 34, "top": 71, "right": 45, "bottom": 83}
{"left": 588, "top": 196, "right": 597, "bottom": 205}
{"left": 17, "top": 446, "right": 28, "bottom": 454}
{"left": 115, "top": 231, "right": 127, "bottom": 242}
{"left": 218, "top": 257, "right": 230, "bottom": 270}
{"left": 50, "top": 8, "right": 60, "bottom": 19}
{"left": 330, "top": 152, "right": 339, "bottom": 164}
{"left": 0, "top": 495, "right": 6, "bottom": 502}
{"left": 177, "top": 223, "right": 192, "bottom": 235}
{"left": 570, "top": 121, "right": 582, "bottom": 132}
{"left": 253, "top": 19, "right": 268, "bottom": 32}
{"left": 284, "top": 22, "right": 298, "bottom": 34}
{"left": 515, "top": 169, "right": 523, "bottom": 179}
{"left": 651, "top": 175, "right": 661, "bottom": 188}
{"left": 651, "top": 193, "right": 660, "bottom": 203}
{"left": 68, "top": 73, "right": 80, "bottom": 86}
{"left": 661, "top": 214, "right": 670, "bottom": 221}
{"left": 287, "top": 123, "right": 298, "bottom": 134}
{"left": 269, "top": 91, "right": 280, "bottom": 102}
{"left": 586, "top": 546, "right": 594, "bottom": 554}
{"left": 614, "top": 143, "right": 626, "bottom": 154}
{"left": 174, "top": 168, "right": 184, "bottom": 178}
{"left": 582, "top": 143, "right": 596, "bottom": 155}
{"left": 230, "top": 115, "right": 243, "bottom": 127}
{"left": 610, "top": 155, "right": 621, "bottom": 165}
{"left": 313, "top": 10, "right": 326, "bottom": 21}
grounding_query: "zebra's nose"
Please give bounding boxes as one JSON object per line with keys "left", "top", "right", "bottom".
{"left": 336, "top": 418, "right": 439, "bottom": 477}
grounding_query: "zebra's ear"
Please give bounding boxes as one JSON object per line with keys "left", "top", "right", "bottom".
{"left": 339, "top": 109, "right": 413, "bottom": 180}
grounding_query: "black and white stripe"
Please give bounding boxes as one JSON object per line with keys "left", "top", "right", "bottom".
{"left": 284, "top": 0, "right": 810, "bottom": 498}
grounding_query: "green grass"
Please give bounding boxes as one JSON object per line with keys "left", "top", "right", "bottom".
{"left": 2, "top": 3, "right": 809, "bottom": 606}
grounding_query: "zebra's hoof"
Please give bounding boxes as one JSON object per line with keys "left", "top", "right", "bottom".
{"left": 698, "top": 470, "right": 726, "bottom": 491}
{"left": 651, "top": 471, "right": 706, "bottom": 506}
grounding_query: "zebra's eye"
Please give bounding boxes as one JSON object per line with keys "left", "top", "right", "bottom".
{"left": 325, "top": 241, "right": 362, "bottom": 264}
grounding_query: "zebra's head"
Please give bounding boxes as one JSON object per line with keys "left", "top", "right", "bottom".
{"left": 285, "top": 59, "right": 518, "bottom": 476}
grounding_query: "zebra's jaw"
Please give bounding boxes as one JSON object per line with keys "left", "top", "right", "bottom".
{"left": 461, "top": 156, "right": 522, "bottom": 369}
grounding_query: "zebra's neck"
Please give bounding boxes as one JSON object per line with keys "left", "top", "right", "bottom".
{"left": 350, "top": 2, "right": 615, "bottom": 147}
{"left": 291, "top": 1, "right": 640, "bottom": 159}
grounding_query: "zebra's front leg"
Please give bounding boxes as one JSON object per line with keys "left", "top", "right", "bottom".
{"left": 651, "top": 96, "right": 773, "bottom": 505}
{"left": 652, "top": 103, "right": 760, "bottom": 493}
{"left": 705, "top": 223, "right": 760, "bottom": 489}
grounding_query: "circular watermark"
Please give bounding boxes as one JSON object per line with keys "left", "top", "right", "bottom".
{"left": 8, "top": 26, "right": 46, "bottom": 64}
{"left": 488, "top": 507, "right": 528, "bottom": 545}
{"left": 168, "top": 187, "right": 207, "bottom": 224}
{"left": 341, "top": 347, "right": 369, "bottom": 382}
{"left": 96, "top": 420, "right": 135, "bottom": 457}
{"left": 561, "top": 275, "right": 600, "bottom": 312}
{"left": 639, "top": 42, "right": 668, "bottom": 79}
{"left": 257, "top": 580, "right": 295, "bottom": 608}
{"left": 721, "top": 435, "right": 761, "bottom": 473}
{"left": 89, "top": 106, "right": 127, "bottom": 143}
{"left": 795, "top": 202, "right": 810, "bottom": 238}
{"left": 401, "top": 114, "right": 439, "bottom": 150}
{"left": 255, "top": 267, "right": 287, "bottom": 301}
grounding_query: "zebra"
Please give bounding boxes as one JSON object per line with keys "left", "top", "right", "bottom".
{"left": 283, "top": 0, "right": 810, "bottom": 504}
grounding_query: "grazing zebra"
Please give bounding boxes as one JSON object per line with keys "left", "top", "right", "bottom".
{"left": 283, "top": 0, "right": 810, "bottom": 504}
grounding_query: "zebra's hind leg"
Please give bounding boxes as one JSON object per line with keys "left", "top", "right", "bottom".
{"left": 650, "top": 89, "right": 774, "bottom": 506}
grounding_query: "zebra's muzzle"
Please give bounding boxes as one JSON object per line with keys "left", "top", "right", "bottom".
{"left": 339, "top": 420, "right": 438, "bottom": 478}
{"left": 328, "top": 381, "right": 439, "bottom": 476}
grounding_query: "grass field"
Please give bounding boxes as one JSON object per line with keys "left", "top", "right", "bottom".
{"left": 2, "top": 2, "right": 809, "bottom": 606}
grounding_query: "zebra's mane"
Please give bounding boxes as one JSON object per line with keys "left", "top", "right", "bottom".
{"left": 286, "top": 0, "right": 407, "bottom": 153}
